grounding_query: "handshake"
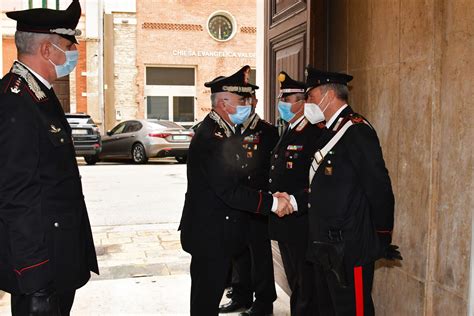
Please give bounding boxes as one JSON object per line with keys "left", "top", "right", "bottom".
{"left": 273, "top": 192, "right": 295, "bottom": 218}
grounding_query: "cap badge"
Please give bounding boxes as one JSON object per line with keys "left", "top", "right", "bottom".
{"left": 278, "top": 73, "right": 286, "bottom": 83}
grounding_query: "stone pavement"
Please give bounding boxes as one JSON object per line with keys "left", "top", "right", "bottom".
{"left": 0, "top": 223, "right": 290, "bottom": 315}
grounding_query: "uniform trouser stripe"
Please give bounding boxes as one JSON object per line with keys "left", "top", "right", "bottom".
{"left": 354, "top": 266, "right": 364, "bottom": 316}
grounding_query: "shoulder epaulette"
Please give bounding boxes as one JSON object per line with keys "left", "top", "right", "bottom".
{"left": 10, "top": 62, "right": 47, "bottom": 102}
{"left": 334, "top": 113, "right": 372, "bottom": 132}
{"left": 350, "top": 113, "right": 373, "bottom": 129}
{"left": 260, "top": 119, "right": 273, "bottom": 127}
{"left": 209, "top": 111, "right": 232, "bottom": 138}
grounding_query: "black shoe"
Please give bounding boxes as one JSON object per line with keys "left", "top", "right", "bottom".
{"left": 239, "top": 305, "right": 273, "bottom": 316}
{"left": 226, "top": 288, "right": 233, "bottom": 298}
{"left": 219, "top": 300, "right": 252, "bottom": 313}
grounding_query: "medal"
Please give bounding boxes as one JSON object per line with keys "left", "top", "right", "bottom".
{"left": 325, "top": 166, "right": 333, "bottom": 175}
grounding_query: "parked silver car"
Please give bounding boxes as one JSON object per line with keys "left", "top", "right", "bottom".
{"left": 98, "top": 119, "right": 193, "bottom": 164}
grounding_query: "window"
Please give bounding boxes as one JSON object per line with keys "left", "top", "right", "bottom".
{"left": 110, "top": 122, "right": 127, "bottom": 135}
{"left": 145, "top": 67, "right": 196, "bottom": 125}
{"left": 124, "top": 121, "right": 142, "bottom": 133}
{"left": 147, "top": 96, "right": 169, "bottom": 120}
{"left": 28, "top": 0, "right": 59, "bottom": 9}
{"left": 146, "top": 68, "right": 195, "bottom": 86}
{"left": 173, "top": 97, "right": 194, "bottom": 122}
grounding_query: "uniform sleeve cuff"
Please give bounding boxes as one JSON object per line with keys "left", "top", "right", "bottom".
{"left": 271, "top": 196, "right": 278, "bottom": 213}
{"left": 290, "top": 195, "right": 298, "bottom": 212}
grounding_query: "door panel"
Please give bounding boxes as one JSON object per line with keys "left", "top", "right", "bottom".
{"left": 270, "top": 0, "right": 306, "bottom": 27}
{"left": 267, "top": 24, "right": 307, "bottom": 123}
{"left": 265, "top": 0, "right": 327, "bottom": 296}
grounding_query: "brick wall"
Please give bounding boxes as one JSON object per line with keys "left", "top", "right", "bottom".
{"left": 135, "top": 0, "right": 257, "bottom": 123}
{"left": 76, "top": 39, "right": 88, "bottom": 113}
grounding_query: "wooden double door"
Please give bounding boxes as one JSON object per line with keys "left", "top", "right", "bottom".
{"left": 263, "top": 0, "right": 328, "bottom": 294}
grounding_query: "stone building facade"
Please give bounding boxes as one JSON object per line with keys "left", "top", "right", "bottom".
{"left": 133, "top": 0, "right": 257, "bottom": 127}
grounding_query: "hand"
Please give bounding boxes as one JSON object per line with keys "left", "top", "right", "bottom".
{"left": 27, "top": 286, "right": 61, "bottom": 316}
{"left": 273, "top": 191, "right": 291, "bottom": 201}
{"left": 382, "top": 244, "right": 403, "bottom": 261}
{"left": 276, "top": 196, "right": 294, "bottom": 217}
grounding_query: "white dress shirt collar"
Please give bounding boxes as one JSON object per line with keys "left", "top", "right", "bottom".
{"left": 326, "top": 104, "right": 348, "bottom": 129}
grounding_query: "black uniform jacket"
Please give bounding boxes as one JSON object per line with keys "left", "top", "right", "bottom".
{"left": 179, "top": 111, "right": 274, "bottom": 258}
{"left": 239, "top": 114, "right": 279, "bottom": 240}
{"left": 0, "top": 62, "right": 99, "bottom": 295}
{"left": 307, "top": 106, "right": 395, "bottom": 267}
{"left": 268, "top": 117, "right": 325, "bottom": 243}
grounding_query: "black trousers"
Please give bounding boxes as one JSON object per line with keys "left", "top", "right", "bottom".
{"left": 190, "top": 255, "right": 233, "bottom": 316}
{"left": 278, "top": 241, "right": 317, "bottom": 316}
{"left": 11, "top": 290, "right": 76, "bottom": 316}
{"left": 313, "top": 262, "right": 375, "bottom": 316}
{"left": 232, "top": 237, "right": 277, "bottom": 309}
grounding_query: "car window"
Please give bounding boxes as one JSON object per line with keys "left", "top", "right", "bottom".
{"left": 110, "top": 122, "right": 127, "bottom": 135}
{"left": 123, "top": 121, "right": 142, "bottom": 133}
{"left": 130, "top": 121, "right": 143, "bottom": 132}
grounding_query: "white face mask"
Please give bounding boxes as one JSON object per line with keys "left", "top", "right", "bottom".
{"left": 317, "top": 91, "right": 330, "bottom": 113}
{"left": 304, "top": 103, "right": 325, "bottom": 124}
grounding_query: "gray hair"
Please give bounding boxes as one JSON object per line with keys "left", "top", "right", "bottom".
{"left": 210, "top": 92, "right": 226, "bottom": 108}
{"left": 15, "top": 31, "right": 60, "bottom": 55}
{"left": 320, "top": 83, "right": 349, "bottom": 102}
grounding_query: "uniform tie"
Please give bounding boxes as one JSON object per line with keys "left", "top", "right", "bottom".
{"left": 235, "top": 124, "right": 242, "bottom": 136}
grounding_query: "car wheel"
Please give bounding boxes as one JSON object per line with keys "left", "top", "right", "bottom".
{"left": 175, "top": 156, "right": 187, "bottom": 164}
{"left": 132, "top": 143, "right": 148, "bottom": 164}
{"left": 84, "top": 155, "right": 99, "bottom": 165}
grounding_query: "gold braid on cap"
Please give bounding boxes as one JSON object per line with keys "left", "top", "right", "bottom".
{"left": 50, "top": 28, "right": 82, "bottom": 36}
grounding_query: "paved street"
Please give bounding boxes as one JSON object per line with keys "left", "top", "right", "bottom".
{"left": 0, "top": 159, "right": 290, "bottom": 315}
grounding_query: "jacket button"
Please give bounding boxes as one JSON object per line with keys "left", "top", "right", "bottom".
{"left": 60, "top": 138, "right": 64, "bottom": 143}
{"left": 274, "top": 154, "right": 278, "bottom": 159}
{"left": 225, "top": 216, "right": 229, "bottom": 220}
{"left": 271, "top": 165, "right": 275, "bottom": 170}
{"left": 248, "top": 176, "right": 251, "bottom": 180}
{"left": 308, "top": 188, "right": 311, "bottom": 193}
{"left": 54, "top": 222, "right": 59, "bottom": 228}
{"left": 269, "top": 179, "right": 272, "bottom": 183}
{"left": 307, "top": 203, "right": 311, "bottom": 208}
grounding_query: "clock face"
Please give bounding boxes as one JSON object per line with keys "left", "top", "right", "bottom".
{"left": 208, "top": 15, "right": 233, "bottom": 41}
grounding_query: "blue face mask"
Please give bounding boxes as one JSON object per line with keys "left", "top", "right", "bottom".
{"left": 49, "top": 43, "right": 79, "bottom": 78}
{"left": 229, "top": 105, "right": 252, "bottom": 125}
{"left": 278, "top": 101, "right": 295, "bottom": 122}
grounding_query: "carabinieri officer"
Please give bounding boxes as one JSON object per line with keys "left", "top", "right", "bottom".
{"left": 305, "top": 66, "right": 402, "bottom": 315}
{"left": 0, "top": 1, "right": 98, "bottom": 315}
{"left": 179, "top": 66, "right": 294, "bottom": 316}
{"left": 268, "top": 71, "right": 326, "bottom": 316}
